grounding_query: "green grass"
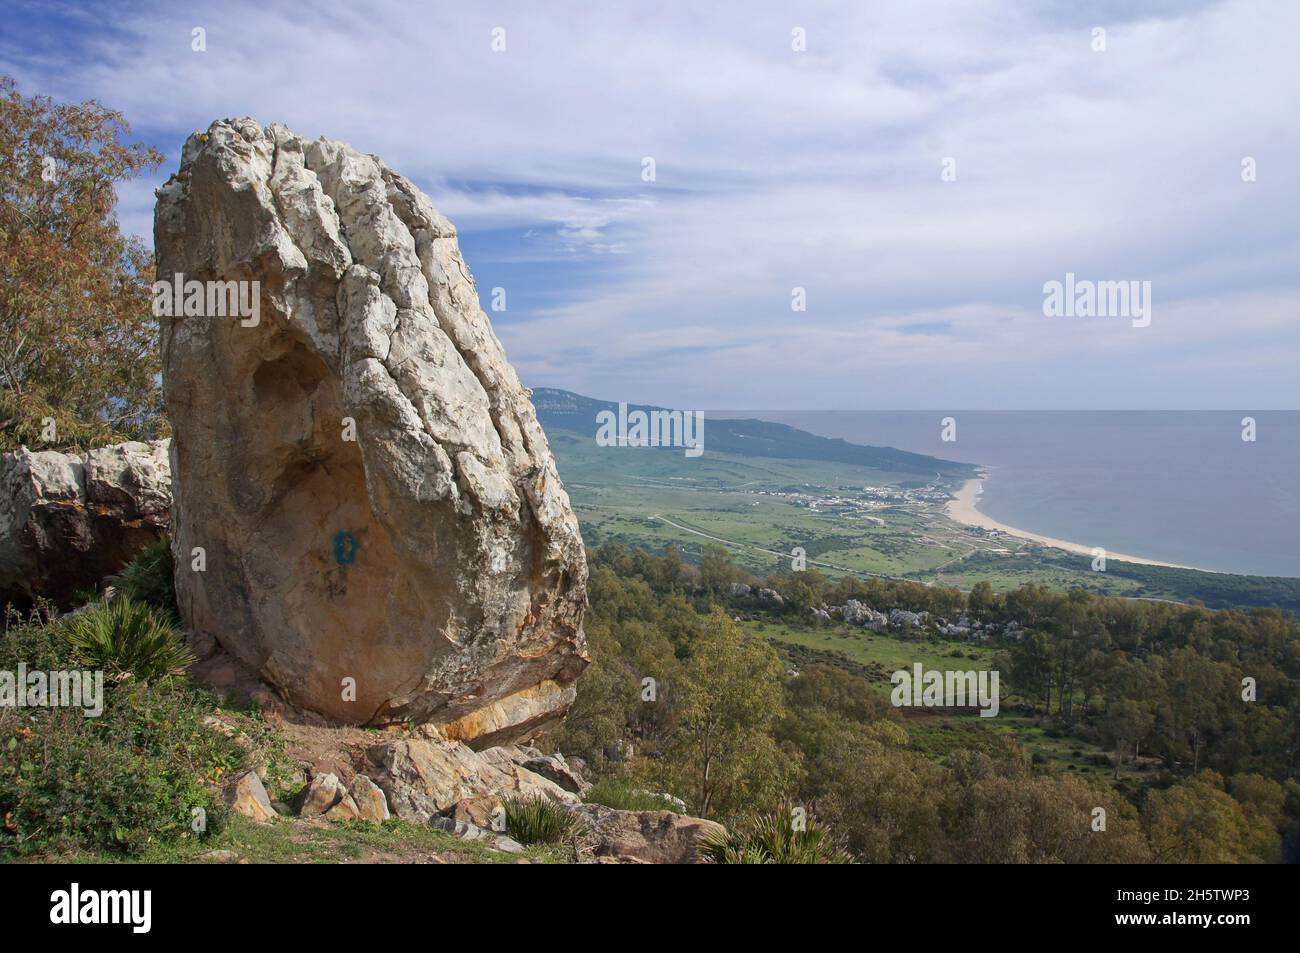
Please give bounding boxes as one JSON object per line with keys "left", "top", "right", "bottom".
{"left": 744, "top": 617, "right": 995, "bottom": 686}
{"left": 38, "top": 815, "right": 566, "bottom": 864}
{"left": 584, "top": 779, "right": 684, "bottom": 813}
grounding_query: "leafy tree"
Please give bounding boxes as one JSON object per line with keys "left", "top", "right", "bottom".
{"left": 1006, "top": 630, "right": 1053, "bottom": 713}
{"left": 1102, "top": 697, "right": 1155, "bottom": 777}
{"left": 0, "top": 75, "right": 165, "bottom": 451}
{"left": 782, "top": 706, "right": 947, "bottom": 862}
{"left": 1144, "top": 771, "right": 1275, "bottom": 863}
{"left": 1161, "top": 648, "right": 1230, "bottom": 773}
{"left": 967, "top": 580, "right": 998, "bottom": 619}
{"left": 699, "top": 544, "right": 740, "bottom": 593}
{"left": 956, "top": 771, "right": 1151, "bottom": 863}
{"left": 666, "top": 608, "right": 793, "bottom": 818}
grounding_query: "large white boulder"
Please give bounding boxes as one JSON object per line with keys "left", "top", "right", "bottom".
{"left": 154, "top": 119, "right": 587, "bottom": 741}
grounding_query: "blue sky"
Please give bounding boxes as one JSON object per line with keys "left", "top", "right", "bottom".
{"left": 4, "top": 0, "right": 1297, "bottom": 409}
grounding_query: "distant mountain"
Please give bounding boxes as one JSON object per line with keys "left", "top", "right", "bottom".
{"left": 530, "top": 388, "right": 976, "bottom": 477}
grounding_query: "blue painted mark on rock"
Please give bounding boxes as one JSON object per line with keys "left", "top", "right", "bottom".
{"left": 334, "top": 530, "right": 358, "bottom": 565}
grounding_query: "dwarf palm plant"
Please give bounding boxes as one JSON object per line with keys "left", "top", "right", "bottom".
{"left": 503, "top": 795, "right": 581, "bottom": 845}
{"left": 62, "top": 597, "right": 193, "bottom": 683}
{"left": 699, "top": 807, "right": 853, "bottom": 864}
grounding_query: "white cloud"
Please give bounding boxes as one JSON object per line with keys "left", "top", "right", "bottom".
{"left": 4, "top": 0, "right": 1296, "bottom": 407}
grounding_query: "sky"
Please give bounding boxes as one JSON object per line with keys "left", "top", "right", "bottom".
{"left": 4, "top": 0, "right": 1297, "bottom": 409}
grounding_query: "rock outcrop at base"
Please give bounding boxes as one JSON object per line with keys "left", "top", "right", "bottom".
{"left": 154, "top": 119, "right": 587, "bottom": 740}
{"left": 0, "top": 440, "right": 171, "bottom": 606}
{"left": 219, "top": 719, "right": 723, "bottom": 863}
{"left": 572, "top": 803, "right": 724, "bottom": 864}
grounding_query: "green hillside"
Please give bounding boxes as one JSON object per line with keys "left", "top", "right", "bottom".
{"left": 532, "top": 388, "right": 977, "bottom": 478}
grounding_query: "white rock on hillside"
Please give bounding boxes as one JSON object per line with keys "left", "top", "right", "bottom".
{"left": 153, "top": 119, "right": 588, "bottom": 741}
{"left": 0, "top": 440, "right": 171, "bottom": 605}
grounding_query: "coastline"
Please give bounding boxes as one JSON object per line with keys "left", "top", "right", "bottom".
{"left": 945, "top": 476, "right": 1205, "bottom": 572}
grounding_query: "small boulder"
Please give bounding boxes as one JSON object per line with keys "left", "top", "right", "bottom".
{"left": 296, "top": 772, "right": 345, "bottom": 817}
{"left": 197, "top": 849, "right": 246, "bottom": 864}
{"left": 888, "top": 608, "right": 928, "bottom": 628}
{"left": 323, "top": 793, "right": 362, "bottom": 822}
{"left": 490, "top": 834, "right": 527, "bottom": 854}
{"left": 365, "top": 738, "right": 486, "bottom": 822}
{"left": 225, "top": 771, "right": 276, "bottom": 823}
{"left": 349, "top": 775, "right": 391, "bottom": 822}
{"left": 449, "top": 795, "right": 505, "bottom": 831}
{"left": 431, "top": 816, "right": 490, "bottom": 840}
{"left": 431, "top": 816, "right": 525, "bottom": 854}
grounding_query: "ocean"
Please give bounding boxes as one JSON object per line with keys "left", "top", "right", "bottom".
{"left": 708, "top": 411, "right": 1300, "bottom": 578}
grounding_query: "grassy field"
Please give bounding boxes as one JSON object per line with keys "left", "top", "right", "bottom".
{"left": 36, "top": 815, "right": 564, "bottom": 865}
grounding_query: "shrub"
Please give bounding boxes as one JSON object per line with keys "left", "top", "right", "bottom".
{"left": 0, "top": 680, "right": 244, "bottom": 856}
{"left": 584, "top": 779, "right": 684, "bottom": 814}
{"left": 107, "top": 539, "right": 177, "bottom": 619}
{"left": 61, "top": 598, "right": 193, "bottom": 683}
{"left": 503, "top": 795, "right": 581, "bottom": 845}
{"left": 699, "top": 808, "right": 853, "bottom": 864}
{"left": 1, "top": 600, "right": 61, "bottom": 670}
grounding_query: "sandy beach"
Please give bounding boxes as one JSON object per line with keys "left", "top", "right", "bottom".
{"left": 945, "top": 477, "right": 1202, "bottom": 571}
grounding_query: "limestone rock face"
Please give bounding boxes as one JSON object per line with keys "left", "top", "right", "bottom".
{"left": 0, "top": 440, "right": 171, "bottom": 606}
{"left": 362, "top": 734, "right": 577, "bottom": 823}
{"left": 154, "top": 119, "right": 587, "bottom": 738}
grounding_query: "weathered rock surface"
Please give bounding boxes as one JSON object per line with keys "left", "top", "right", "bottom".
{"left": 226, "top": 770, "right": 277, "bottom": 822}
{"left": 571, "top": 804, "right": 724, "bottom": 864}
{"left": 197, "top": 849, "right": 247, "bottom": 863}
{"left": 296, "top": 772, "right": 346, "bottom": 817}
{"left": 889, "top": 608, "right": 928, "bottom": 628}
{"left": 475, "top": 746, "right": 583, "bottom": 804}
{"left": 0, "top": 440, "right": 171, "bottom": 606}
{"left": 362, "top": 734, "right": 577, "bottom": 824}
{"left": 488, "top": 744, "right": 590, "bottom": 796}
{"left": 430, "top": 816, "right": 525, "bottom": 853}
{"left": 154, "top": 118, "right": 587, "bottom": 739}
{"left": 449, "top": 795, "right": 504, "bottom": 830}
{"left": 842, "top": 599, "right": 888, "bottom": 631}
{"left": 323, "top": 791, "right": 362, "bottom": 822}
{"left": 349, "top": 774, "right": 391, "bottom": 822}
